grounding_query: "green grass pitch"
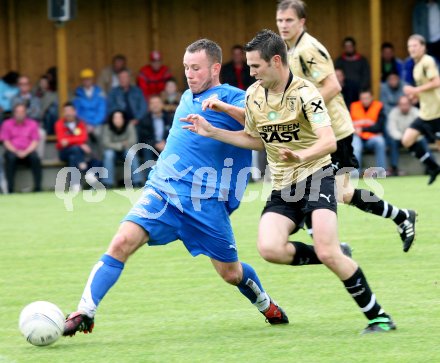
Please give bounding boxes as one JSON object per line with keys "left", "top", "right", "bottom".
{"left": 0, "top": 176, "right": 439, "bottom": 362}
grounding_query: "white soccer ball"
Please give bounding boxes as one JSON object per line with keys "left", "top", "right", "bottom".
{"left": 19, "top": 301, "right": 65, "bottom": 346}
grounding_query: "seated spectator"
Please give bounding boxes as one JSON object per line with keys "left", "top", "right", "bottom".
{"left": 160, "top": 78, "right": 181, "bottom": 115}
{"left": 11, "top": 76, "right": 41, "bottom": 121}
{"left": 97, "top": 54, "right": 133, "bottom": 94}
{"left": 351, "top": 90, "right": 387, "bottom": 175}
{"left": 402, "top": 56, "right": 416, "bottom": 86}
{"left": 220, "top": 45, "right": 254, "bottom": 90}
{"left": 380, "top": 72, "right": 404, "bottom": 116}
{"left": 101, "top": 111, "right": 142, "bottom": 188}
{"left": 381, "top": 42, "right": 403, "bottom": 83}
{"left": 55, "top": 102, "right": 91, "bottom": 191}
{"left": 387, "top": 95, "right": 430, "bottom": 176}
{"left": 335, "top": 67, "right": 359, "bottom": 108}
{"left": 34, "top": 75, "right": 58, "bottom": 135}
{"left": 138, "top": 95, "right": 172, "bottom": 177}
{"left": 0, "top": 103, "right": 42, "bottom": 193}
{"left": 137, "top": 50, "right": 173, "bottom": 100}
{"left": 107, "top": 70, "right": 147, "bottom": 128}
{"left": 335, "top": 36, "right": 371, "bottom": 92}
{"left": 0, "top": 71, "right": 19, "bottom": 121}
{"left": 73, "top": 68, "right": 106, "bottom": 156}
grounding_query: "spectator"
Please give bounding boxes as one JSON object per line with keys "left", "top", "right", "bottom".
{"left": 402, "top": 56, "right": 416, "bottom": 85}
{"left": 107, "top": 70, "right": 147, "bottom": 128}
{"left": 138, "top": 95, "right": 172, "bottom": 178}
{"left": 55, "top": 102, "right": 91, "bottom": 191}
{"left": 387, "top": 95, "right": 429, "bottom": 176}
{"left": 97, "top": 54, "right": 133, "bottom": 94}
{"left": 335, "top": 67, "right": 359, "bottom": 108}
{"left": 73, "top": 68, "right": 106, "bottom": 156}
{"left": 220, "top": 45, "right": 254, "bottom": 90}
{"left": 34, "top": 75, "right": 58, "bottom": 135}
{"left": 11, "top": 76, "right": 41, "bottom": 121}
{"left": 351, "top": 90, "right": 387, "bottom": 175}
{"left": 0, "top": 103, "right": 42, "bottom": 193}
{"left": 101, "top": 110, "right": 142, "bottom": 188}
{"left": 335, "top": 36, "right": 371, "bottom": 92}
{"left": 137, "top": 50, "right": 173, "bottom": 100}
{"left": 380, "top": 73, "right": 404, "bottom": 116}
{"left": 381, "top": 42, "right": 403, "bottom": 82}
{"left": 160, "top": 78, "right": 181, "bottom": 115}
{"left": 0, "top": 71, "right": 19, "bottom": 121}
{"left": 46, "top": 66, "right": 57, "bottom": 91}
{"left": 413, "top": 0, "right": 440, "bottom": 61}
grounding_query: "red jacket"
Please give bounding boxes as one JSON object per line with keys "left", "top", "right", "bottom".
{"left": 137, "top": 64, "right": 172, "bottom": 100}
{"left": 55, "top": 118, "right": 88, "bottom": 150}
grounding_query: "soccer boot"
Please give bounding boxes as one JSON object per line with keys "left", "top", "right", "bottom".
{"left": 340, "top": 242, "right": 353, "bottom": 258}
{"left": 398, "top": 209, "right": 417, "bottom": 252}
{"left": 63, "top": 311, "right": 95, "bottom": 337}
{"left": 427, "top": 166, "right": 440, "bottom": 185}
{"left": 262, "top": 298, "right": 289, "bottom": 325}
{"left": 362, "top": 314, "right": 396, "bottom": 334}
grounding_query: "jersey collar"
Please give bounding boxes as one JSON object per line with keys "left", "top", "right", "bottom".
{"left": 264, "top": 69, "right": 294, "bottom": 105}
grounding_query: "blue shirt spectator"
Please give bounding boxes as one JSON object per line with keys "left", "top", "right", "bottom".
{"left": 73, "top": 69, "right": 106, "bottom": 127}
{"left": 0, "top": 71, "right": 19, "bottom": 117}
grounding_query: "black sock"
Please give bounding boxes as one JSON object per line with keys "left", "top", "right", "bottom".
{"left": 409, "top": 141, "right": 439, "bottom": 170}
{"left": 350, "top": 189, "right": 407, "bottom": 225}
{"left": 343, "top": 267, "right": 384, "bottom": 320}
{"left": 290, "top": 241, "right": 321, "bottom": 265}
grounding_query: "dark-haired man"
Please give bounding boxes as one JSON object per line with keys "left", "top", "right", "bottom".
{"left": 183, "top": 29, "right": 396, "bottom": 334}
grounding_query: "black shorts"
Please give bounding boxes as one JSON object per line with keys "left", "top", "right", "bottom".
{"left": 262, "top": 165, "right": 337, "bottom": 233}
{"left": 409, "top": 117, "right": 440, "bottom": 143}
{"left": 331, "top": 134, "right": 359, "bottom": 172}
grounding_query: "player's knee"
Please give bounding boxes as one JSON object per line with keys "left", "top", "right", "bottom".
{"left": 220, "top": 269, "right": 242, "bottom": 285}
{"left": 257, "top": 242, "right": 281, "bottom": 263}
{"left": 401, "top": 136, "right": 412, "bottom": 148}
{"left": 342, "top": 189, "right": 354, "bottom": 204}
{"left": 107, "top": 233, "right": 139, "bottom": 262}
{"left": 315, "top": 247, "right": 337, "bottom": 268}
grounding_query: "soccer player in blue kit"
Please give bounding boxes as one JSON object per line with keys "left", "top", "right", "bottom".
{"left": 63, "top": 39, "right": 290, "bottom": 336}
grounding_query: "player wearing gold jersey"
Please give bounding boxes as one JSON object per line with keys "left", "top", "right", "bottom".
{"left": 402, "top": 34, "right": 440, "bottom": 185}
{"left": 276, "top": 0, "right": 416, "bottom": 252}
{"left": 182, "top": 29, "right": 396, "bottom": 334}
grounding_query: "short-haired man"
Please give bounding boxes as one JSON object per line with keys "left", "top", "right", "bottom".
{"left": 183, "top": 29, "right": 396, "bottom": 334}
{"left": 63, "top": 38, "right": 288, "bottom": 337}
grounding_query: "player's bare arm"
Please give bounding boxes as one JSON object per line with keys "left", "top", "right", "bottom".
{"left": 280, "top": 125, "right": 336, "bottom": 163}
{"left": 181, "top": 113, "right": 264, "bottom": 150}
{"left": 403, "top": 75, "right": 440, "bottom": 96}
{"left": 318, "top": 73, "right": 342, "bottom": 104}
{"left": 202, "top": 98, "right": 246, "bottom": 125}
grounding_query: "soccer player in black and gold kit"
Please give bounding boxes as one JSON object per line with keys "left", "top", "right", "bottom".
{"left": 183, "top": 29, "right": 396, "bottom": 334}
{"left": 276, "top": 0, "right": 416, "bottom": 252}
{"left": 402, "top": 34, "right": 440, "bottom": 184}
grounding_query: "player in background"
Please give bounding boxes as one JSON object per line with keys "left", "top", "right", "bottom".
{"left": 402, "top": 34, "right": 440, "bottom": 185}
{"left": 183, "top": 29, "right": 396, "bottom": 334}
{"left": 276, "top": 0, "right": 417, "bottom": 252}
{"left": 63, "top": 39, "right": 290, "bottom": 337}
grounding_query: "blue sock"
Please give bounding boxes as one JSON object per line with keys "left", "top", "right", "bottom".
{"left": 237, "top": 262, "right": 270, "bottom": 311}
{"left": 78, "top": 254, "right": 124, "bottom": 317}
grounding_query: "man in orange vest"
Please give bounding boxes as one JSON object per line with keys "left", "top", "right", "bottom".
{"left": 351, "top": 90, "right": 387, "bottom": 175}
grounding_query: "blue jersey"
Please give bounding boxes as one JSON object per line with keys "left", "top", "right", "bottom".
{"left": 148, "top": 84, "right": 251, "bottom": 213}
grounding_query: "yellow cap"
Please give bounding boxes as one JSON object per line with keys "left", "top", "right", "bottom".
{"left": 80, "top": 68, "right": 95, "bottom": 79}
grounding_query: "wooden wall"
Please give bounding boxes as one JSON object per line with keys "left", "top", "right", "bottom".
{"left": 0, "top": 0, "right": 417, "bottom": 91}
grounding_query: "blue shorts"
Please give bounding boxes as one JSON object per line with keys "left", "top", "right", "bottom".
{"left": 123, "top": 185, "right": 238, "bottom": 263}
